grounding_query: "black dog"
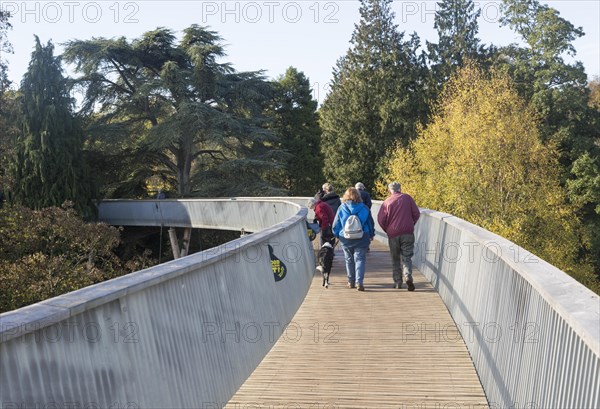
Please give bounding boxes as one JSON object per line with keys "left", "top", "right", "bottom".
{"left": 316, "top": 242, "right": 334, "bottom": 288}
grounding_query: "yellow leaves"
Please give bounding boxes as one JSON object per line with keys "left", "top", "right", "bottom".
{"left": 381, "top": 62, "right": 590, "bottom": 286}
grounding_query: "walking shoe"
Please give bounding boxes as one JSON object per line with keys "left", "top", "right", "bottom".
{"left": 357, "top": 284, "right": 365, "bottom": 291}
{"left": 407, "top": 280, "right": 415, "bottom": 291}
{"left": 347, "top": 282, "right": 356, "bottom": 289}
{"left": 393, "top": 282, "right": 402, "bottom": 289}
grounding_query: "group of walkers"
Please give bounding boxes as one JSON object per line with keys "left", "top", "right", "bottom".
{"left": 307, "top": 181, "right": 420, "bottom": 292}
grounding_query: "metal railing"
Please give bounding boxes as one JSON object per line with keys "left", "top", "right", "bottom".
{"left": 1, "top": 199, "right": 315, "bottom": 408}
{"left": 392, "top": 207, "right": 599, "bottom": 408}
{"left": 2, "top": 197, "right": 598, "bottom": 408}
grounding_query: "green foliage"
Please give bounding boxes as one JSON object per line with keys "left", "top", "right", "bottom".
{"left": 568, "top": 153, "right": 600, "bottom": 275}
{"left": 589, "top": 77, "right": 600, "bottom": 111}
{"left": 64, "top": 25, "right": 281, "bottom": 197}
{"left": 498, "top": 0, "right": 600, "bottom": 278}
{"left": 380, "top": 63, "right": 599, "bottom": 293}
{"left": 427, "top": 0, "right": 483, "bottom": 89}
{"left": 498, "top": 0, "right": 598, "bottom": 166}
{"left": 11, "top": 37, "right": 93, "bottom": 216}
{"left": 319, "top": 0, "right": 426, "bottom": 192}
{"left": 267, "top": 67, "right": 322, "bottom": 195}
{"left": 0, "top": 9, "right": 11, "bottom": 92}
{"left": 0, "top": 203, "right": 155, "bottom": 313}
{"left": 0, "top": 90, "right": 19, "bottom": 192}
{"left": 0, "top": 10, "right": 15, "bottom": 194}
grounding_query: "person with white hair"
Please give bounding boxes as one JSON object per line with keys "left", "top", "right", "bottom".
{"left": 354, "top": 182, "right": 372, "bottom": 209}
{"left": 377, "top": 181, "right": 420, "bottom": 291}
{"left": 319, "top": 182, "right": 341, "bottom": 214}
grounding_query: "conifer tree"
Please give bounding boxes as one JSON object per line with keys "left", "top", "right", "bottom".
{"left": 0, "top": 9, "right": 11, "bottom": 92}
{"left": 427, "top": 0, "right": 483, "bottom": 89}
{"left": 268, "top": 67, "right": 322, "bottom": 195}
{"left": 0, "top": 10, "right": 15, "bottom": 193}
{"left": 12, "top": 36, "right": 92, "bottom": 215}
{"left": 64, "top": 26, "right": 279, "bottom": 197}
{"left": 319, "top": 0, "right": 426, "bottom": 191}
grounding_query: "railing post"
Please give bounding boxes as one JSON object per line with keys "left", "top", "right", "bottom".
{"left": 168, "top": 227, "right": 181, "bottom": 259}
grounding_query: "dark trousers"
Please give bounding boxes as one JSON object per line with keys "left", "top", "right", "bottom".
{"left": 389, "top": 233, "right": 415, "bottom": 283}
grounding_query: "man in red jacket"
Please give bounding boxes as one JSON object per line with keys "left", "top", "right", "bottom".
{"left": 377, "top": 181, "right": 420, "bottom": 291}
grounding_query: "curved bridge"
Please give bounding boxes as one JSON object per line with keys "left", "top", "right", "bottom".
{"left": 1, "top": 198, "right": 598, "bottom": 408}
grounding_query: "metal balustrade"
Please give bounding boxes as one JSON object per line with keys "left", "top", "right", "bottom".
{"left": 0, "top": 199, "right": 315, "bottom": 408}
{"left": 1, "top": 197, "right": 598, "bottom": 408}
{"left": 393, "top": 207, "right": 599, "bottom": 409}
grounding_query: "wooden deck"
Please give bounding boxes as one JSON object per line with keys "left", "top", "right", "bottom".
{"left": 227, "top": 241, "right": 488, "bottom": 408}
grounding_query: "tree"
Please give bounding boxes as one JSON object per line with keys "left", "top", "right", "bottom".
{"left": 319, "top": 0, "right": 426, "bottom": 191}
{"left": 0, "top": 90, "right": 19, "bottom": 193}
{"left": 567, "top": 153, "right": 600, "bottom": 276}
{"left": 380, "top": 63, "right": 599, "bottom": 292}
{"left": 267, "top": 67, "right": 322, "bottom": 195}
{"left": 11, "top": 36, "right": 93, "bottom": 215}
{"left": 64, "top": 25, "right": 281, "bottom": 197}
{"left": 0, "top": 9, "right": 12, "bottom": 92}
{"left": 426, "top": 0, "right": 483, "bottom": 90}
{"left": 498, "top": 0, "right": 599, "bottom": 167}
{"left": 0, "top": 10, "right": 15, "bottom": 193}
{"left": 499, "top": 0, "right": 600, "bottom": 278}
{"left": 0, "top": 203, "right": 155, "bottom": 313}
{"left": 589, "top": 77, "right": 600, "bottom": 111}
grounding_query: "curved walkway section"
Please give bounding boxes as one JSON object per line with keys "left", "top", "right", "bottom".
{"left": 410, "top": 209, "right": 599, "bottom": 409}
{"left": 227, "top": 241, "right": 488, "bottom": 408}
{"left": 251, "top": 196, "right": 600, "bottom": 408}
{"left": 0, "top": 199, "right": 315, "bottom": 408}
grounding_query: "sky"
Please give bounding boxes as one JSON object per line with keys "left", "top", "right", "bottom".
{"left": 1, "top": 0, "right": 599, "bottom": 104}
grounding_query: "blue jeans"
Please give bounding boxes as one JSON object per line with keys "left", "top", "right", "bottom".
{"left": 340, "top": 236, "right": 369, "bottom": 285}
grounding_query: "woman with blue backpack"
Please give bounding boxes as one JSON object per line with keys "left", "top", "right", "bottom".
{"left": 332, "top": 187, "right": 375, "bottom": 291}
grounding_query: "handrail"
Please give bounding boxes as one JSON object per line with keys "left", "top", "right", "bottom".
{"left": 369, "top": 201, "right": 599, "bottom": 409}
{"left": 0, "top": 198, "right": 315, "bottom": 408}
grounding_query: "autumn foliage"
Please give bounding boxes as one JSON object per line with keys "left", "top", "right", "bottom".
{"left": 380, "top": 63, "right": 599, "bottom": 292}
{"left": 0, "top": 203, "right": 155, "bottom": 313}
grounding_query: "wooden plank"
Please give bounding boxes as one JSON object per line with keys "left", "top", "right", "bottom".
{"left": 226, "top": 241, "right": 488, "bottom": 408}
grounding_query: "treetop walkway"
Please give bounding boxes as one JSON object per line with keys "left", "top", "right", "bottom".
{"left": 227, "top": 241, "right": 488, "bottom": 408}
{"left": 0, "top": 198, "right": 598, "bottom": 408}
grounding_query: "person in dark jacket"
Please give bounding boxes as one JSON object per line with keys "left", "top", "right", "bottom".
{"left": 320, "top": 183, "right": 341, "bottom": 214}
{"left": 332, "top": 187, "right": 375, "bottom": 291}
{"left": 378, "top": 181, "right": 420, "bottom": 291}
{"left": 355, "top": 182, "right": 372, "bottom": 209}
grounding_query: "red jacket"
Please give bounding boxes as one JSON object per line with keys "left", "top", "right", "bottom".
{"left": 377, "top": 192, "right": 420, "bottom": 239}
{"left": 314, "top": 200, "right": 335, "bottom": 228}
